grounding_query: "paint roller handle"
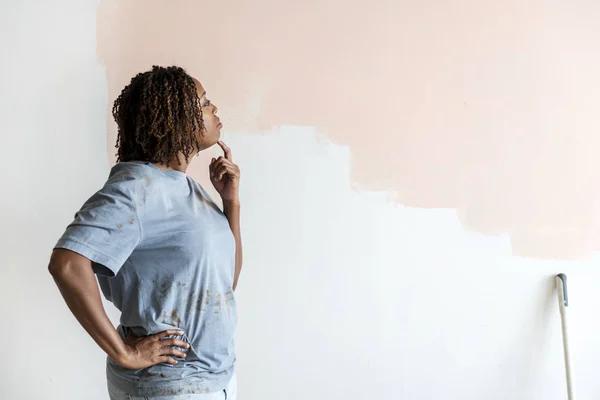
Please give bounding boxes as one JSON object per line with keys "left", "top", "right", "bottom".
{"left": 556, "top": 273, "right": 568, "bottom": 307}
{"left": 555, "top": 273, "right": 574, "bottom": 400}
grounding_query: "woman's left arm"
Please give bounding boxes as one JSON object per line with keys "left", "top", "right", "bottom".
{"left": 223, "top": 200, "right": 242, "bottom": 290}
{"left": 210, "top": 140, "right": 243, "bottom": 291}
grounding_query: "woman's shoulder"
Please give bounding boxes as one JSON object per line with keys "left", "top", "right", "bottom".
{"left": 102, "top": 161, "right": 151, "bottom": 198}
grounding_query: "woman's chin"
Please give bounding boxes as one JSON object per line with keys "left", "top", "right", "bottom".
{"left": 210, "top": 128, "right": 221, "bottom": 142}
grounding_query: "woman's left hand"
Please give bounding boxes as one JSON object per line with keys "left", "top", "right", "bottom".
{"left": 210, "top": 141, "right": 240, "bottom": 203}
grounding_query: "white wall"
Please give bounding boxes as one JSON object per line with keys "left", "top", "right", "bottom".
{"left": 3, "top": 1, "right": 600, "bottom": 399}
{"left": 1, "top": 1, "right": 113, "bottom": 398}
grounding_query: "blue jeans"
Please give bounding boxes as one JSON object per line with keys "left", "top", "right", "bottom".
{"left": 107, "top": 374, "right": 237, "bottom": 400}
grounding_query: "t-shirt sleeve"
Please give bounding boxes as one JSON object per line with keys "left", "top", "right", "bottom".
{"left": 54, "top": 182, "right": 142, "bottom": 277}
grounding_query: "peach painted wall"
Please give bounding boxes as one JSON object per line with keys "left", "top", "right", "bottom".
{"left": 97, "top": 0, "right": 600, "bottom": 260}
{"left": 4, "top": 1, "right": 600, "bottom": 399}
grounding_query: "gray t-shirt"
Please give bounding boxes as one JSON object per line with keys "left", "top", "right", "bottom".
{"left": 54, "top": 161, "right": 237, "bottom": 396}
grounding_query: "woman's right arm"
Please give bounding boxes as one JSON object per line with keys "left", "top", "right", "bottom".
{"left": 48, "top": 248, "right": 189, "bottom": 369}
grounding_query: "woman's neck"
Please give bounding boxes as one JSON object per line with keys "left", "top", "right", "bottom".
{"left": 153, "top": 153, "right": 191, "bottom": 173}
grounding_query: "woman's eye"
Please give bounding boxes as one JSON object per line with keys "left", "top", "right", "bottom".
{"left": 204, "top": 100, "right": 211, "bottom": 107}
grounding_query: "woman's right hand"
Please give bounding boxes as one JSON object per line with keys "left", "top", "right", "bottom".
{"left": 117, "top": 329, "right": 190, "bottom": 370}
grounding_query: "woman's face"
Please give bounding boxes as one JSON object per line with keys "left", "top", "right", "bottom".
{"left": 193, "top": 78, "right": 222, "bottom": 151}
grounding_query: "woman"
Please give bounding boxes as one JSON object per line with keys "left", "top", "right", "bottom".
{"left": 48, "top": 65, "right": 242, "bottom": 399}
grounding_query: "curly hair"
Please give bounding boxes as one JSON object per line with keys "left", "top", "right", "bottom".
{"left": 112, "top": 65, "right": 204, "bottom": 166}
